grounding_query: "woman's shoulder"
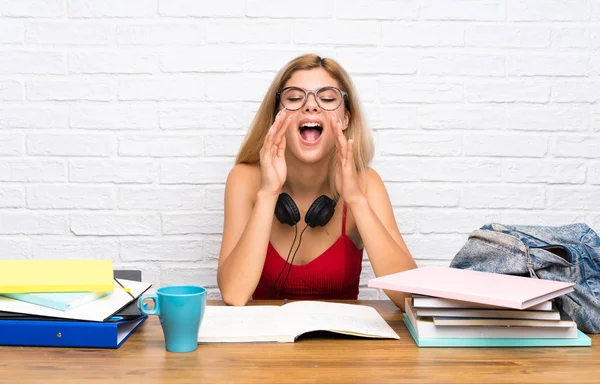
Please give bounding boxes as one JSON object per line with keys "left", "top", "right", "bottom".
{"left": 226, "top": 163, "right": 261, "bottom": 198}
{"left": 365, "top": 166, "right": 382, "bottom": 182}
{"left": 363, "top": 166, "right": 384, "bottom": 187}
{"left": 227, "top": 162, "right": 260, "bottom": 180}
{"left": 363, "top": 167, "right": 389, "bottom": 199}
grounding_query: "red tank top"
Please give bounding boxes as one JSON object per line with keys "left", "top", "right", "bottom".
{"left": 253, "top": 204, "right": 364, "bottom": 300}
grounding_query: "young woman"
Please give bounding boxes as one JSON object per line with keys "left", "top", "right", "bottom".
{"left": 217, "top": 54, "right": 417, "bottom": 309}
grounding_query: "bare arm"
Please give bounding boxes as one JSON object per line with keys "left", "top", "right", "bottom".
{"left": 330, "top": 115, "right": 416, "bottom": 310}
{"left": 218, "top": 111, "right": 292, "bottom": 306}
{"left": 217, "top": 164, "right": 277, "bottom": 306}
{"left": 348, "top": 169, "right": 417, "bottom": 311}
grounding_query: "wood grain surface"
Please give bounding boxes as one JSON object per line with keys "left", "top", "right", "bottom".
{"left": 1, "top": 300, "right": 597, "bottom": 384}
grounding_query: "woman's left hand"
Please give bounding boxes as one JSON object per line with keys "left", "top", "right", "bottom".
{"left": 331, "top": 115, "right": 366, "bottom": 206}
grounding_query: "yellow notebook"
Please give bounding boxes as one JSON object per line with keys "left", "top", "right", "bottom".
{"left": 0, "top": 260, "right": 114, "bottom": 293}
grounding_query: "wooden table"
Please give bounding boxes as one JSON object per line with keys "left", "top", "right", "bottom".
{"left": 1, "top": 300, "right": 598, "bottom": 384}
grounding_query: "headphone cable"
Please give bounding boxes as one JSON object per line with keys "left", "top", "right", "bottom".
{"left": 270, "top": 224, "right": 298, "bottom": 300}
{"left": 277, "top": 224, "right": 309, "bottom": 300}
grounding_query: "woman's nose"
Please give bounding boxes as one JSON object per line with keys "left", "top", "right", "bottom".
{"left": 304, "top": 92, "right": 320, "bottom": 111}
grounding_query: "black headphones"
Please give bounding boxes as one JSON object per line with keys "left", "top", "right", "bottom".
{"left": 275, "top": 192, "right": 336, "bottom": 228}
{"left": 270, "top": 192, "right": 337, "bottom": 299}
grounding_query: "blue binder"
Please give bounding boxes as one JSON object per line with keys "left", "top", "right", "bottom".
{"left": 0, "top": 315, "right": 147, "bottom": 348}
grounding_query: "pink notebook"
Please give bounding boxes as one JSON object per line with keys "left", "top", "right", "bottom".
{"left": 368, "top": 266, "right": 575, "bottom": 310}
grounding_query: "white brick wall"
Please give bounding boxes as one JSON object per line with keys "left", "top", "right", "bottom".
{"left": 1, "top": 1, "right": 599, "bottom": 299}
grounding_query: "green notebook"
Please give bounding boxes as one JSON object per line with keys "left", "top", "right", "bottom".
{"left": 403, "top": 314, "right": 592, "bottom": 348}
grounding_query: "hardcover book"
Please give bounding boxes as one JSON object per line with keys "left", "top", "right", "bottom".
{"left": 413, "top": 306, "right": 561, "bottom": 321}
{"left": 403, "top": 314, "right": 591, "bottom": 348}
{"left": 404, "top": 298, "right": 578, "bottom": 339}
{"left": 368, "top": 266, "right": 574, "bottom": 310}
{"left": 411, "top": 294, "right": 553, "bottom": 311}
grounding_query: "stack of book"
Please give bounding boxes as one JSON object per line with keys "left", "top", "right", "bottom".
{"left": 369, "top": 266, "right": 592, "bottom": 347}
{"left": 0, "top": 260, "right": 151, "bottom": 349}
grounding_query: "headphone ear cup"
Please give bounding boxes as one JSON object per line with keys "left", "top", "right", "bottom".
{"left": 305, "top": 195, "right": 336, "bottom": 228}
{"left": 275, "top": 193, "right": 300, "bottom": 226}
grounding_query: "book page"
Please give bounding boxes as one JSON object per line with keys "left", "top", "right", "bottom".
{"left": 282, "top": 301, "right": 399, "bottom": 340}
{"left": 197, "top": 305, "right": 294, "bottom": 343}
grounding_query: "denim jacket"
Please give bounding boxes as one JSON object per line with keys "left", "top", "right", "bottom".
{"left": 450, "top": 223, "right": 600, "bottom": 334}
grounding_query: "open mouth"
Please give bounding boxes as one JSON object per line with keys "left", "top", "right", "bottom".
{"left": 299, "top": 122, "right": 323, "bottom": 142}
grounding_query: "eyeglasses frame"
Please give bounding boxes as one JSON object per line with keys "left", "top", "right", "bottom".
{"left": 276, "top": 86, "right": 349, "bottom": 111}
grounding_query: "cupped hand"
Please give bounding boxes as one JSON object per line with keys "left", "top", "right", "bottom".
{"left": 331, "top": 114, "right": 365, "bottom": 205}
{"left": 259, "top": 109, "right": 292, "bottom": 196}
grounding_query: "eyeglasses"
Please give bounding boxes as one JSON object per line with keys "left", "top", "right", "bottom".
{"left": 277, "top": 86, "right": 348, "bottom": 111}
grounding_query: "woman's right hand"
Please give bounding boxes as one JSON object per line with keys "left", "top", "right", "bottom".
{"left": 259, "top": 109, "right": 292, "bottom": 196}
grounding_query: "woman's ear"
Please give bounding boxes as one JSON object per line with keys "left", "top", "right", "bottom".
{"left": 343, "top": 112, "right": 350, "bottom": 131}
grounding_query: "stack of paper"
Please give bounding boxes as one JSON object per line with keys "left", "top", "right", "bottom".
{"left": 368, "top": 266, "right": 592, "bottom": 347}
{"left": 0, "top": 262, "right": 152, "bottom": 349}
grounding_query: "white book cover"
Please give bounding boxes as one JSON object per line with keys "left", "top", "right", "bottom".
{"left": 414, "top": 307, "right": 561, "bottom": 321}
{"left": 411, "top": 294, "right": 554, "bottom": 311}
{"left": 432, "top": 315, "right": 575, "bottom": 328}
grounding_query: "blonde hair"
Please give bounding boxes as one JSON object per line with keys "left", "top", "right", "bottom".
{"left": 235, "top": 54, "right": 374, "bottom": 200}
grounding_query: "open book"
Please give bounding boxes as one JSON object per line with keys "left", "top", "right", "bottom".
{"left": 197, "top": 301, "right": 400, "bottom": 343}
